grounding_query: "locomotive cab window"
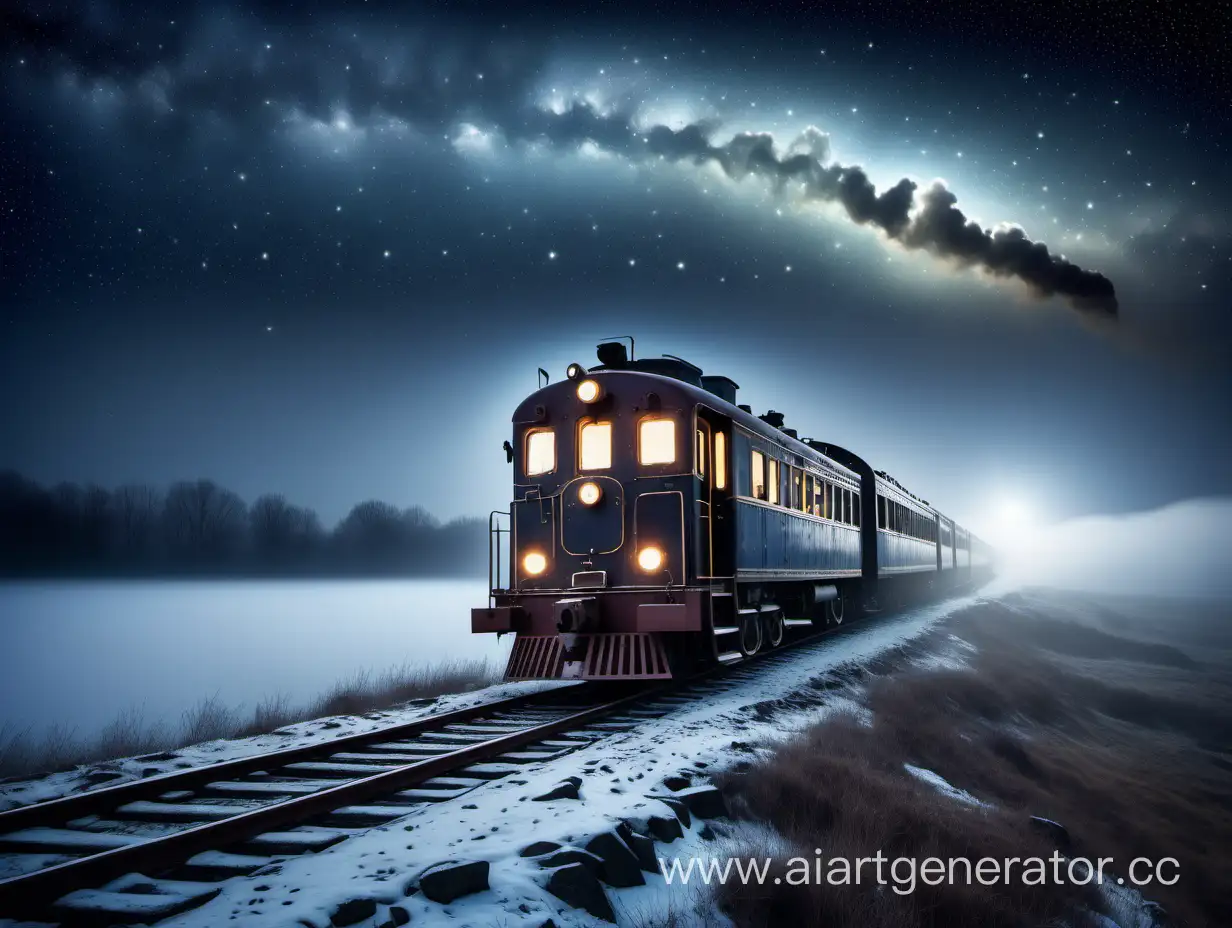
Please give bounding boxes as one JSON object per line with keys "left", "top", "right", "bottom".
{"left": 579, "top": 421, "right": 613, "bottom": 471}
{"left": 751, "top": 449, "right": 766, "bottom": 500}
{"left": 695, "top": 429, "right": 705, "bottom": 477}
{"left": 525, "top": 428, "right": 556, "bottom": 477}
{"left": 639, "top": 417, "right": 676, "bottom": 465}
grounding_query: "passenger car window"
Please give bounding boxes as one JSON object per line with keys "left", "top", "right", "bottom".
{"left": 714, "top": 433, "right": 727, "bottom": 489}
{"left": 580, "top": 421, "right": 612, "bottom": 470}
{"left": 525, "top": 428, "right": 555, "bottom": 477}
{"left": 767, "top": 459, "right": 780, "bottom": 505}
{"left": 695, "top": 429, "right": 705, "bottom": 477}
{"left": 751, "top": 450, "right": 766, "bottom": 500}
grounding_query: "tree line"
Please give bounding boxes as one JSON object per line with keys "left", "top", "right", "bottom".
{"left": 0, "top": 471, "right": 488, "bottom": 577}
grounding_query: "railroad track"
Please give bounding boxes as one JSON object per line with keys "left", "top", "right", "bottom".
{"left": 0, "top": 615, "right": 888, "bottom": 925}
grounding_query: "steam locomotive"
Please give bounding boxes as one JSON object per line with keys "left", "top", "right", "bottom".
{"left": 472, "top": 341, "right": 993, "bottom": 680}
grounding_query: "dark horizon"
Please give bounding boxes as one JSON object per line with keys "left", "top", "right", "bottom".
{"left": 0, "top": 468, "right": 487, "bottom": 578}
{"left": 3, "top": 0, "right": 1229, "bottom": 541}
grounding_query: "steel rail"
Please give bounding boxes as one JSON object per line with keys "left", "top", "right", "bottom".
{"left": 0, "top": 686, "right": 658, "bottom": 919}
{"left": 0, "top": 683, "right": 587, "bottom": 834}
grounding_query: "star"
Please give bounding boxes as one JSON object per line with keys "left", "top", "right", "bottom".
{"left": 677, "top": 261, "right": 686, "bottom": 270}
{"left": 548, "top": 251, "right": 557, "bottom": 260}
{"left": 383, "top": 250, "right": 391, "bottom": 258}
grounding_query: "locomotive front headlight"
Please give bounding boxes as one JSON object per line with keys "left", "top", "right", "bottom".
{"left": 576, "top": 379, "right": 602, "bottom": 403}
{"left": 522, "top": 552, "right": 548, "bottom": 576}
{"left": 578, "top": 481, "right": 603, "bottom": 506}
{"left": 637, "top": 546, "right": 664, "bottom": 572}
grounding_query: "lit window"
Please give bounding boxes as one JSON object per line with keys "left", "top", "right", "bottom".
{"left": 580, "top": 421, "right": 612, "bottom": 470}
{"left": 751, "top": 449, "right": 766, "bottom": 499}
{"left": 525, "top": 429, "right": 555, "bottom": 476}
{"left": 639, "top": 418, "right": 676, "bottom": 465}
{"left": 695, "top": 428, "right": 705, "bottom": 477}
{"left": 714, "top": 433, "right": 727, "bottom": 489}
{"left": 767, "top": 459, "right": 780, "bottom": 505}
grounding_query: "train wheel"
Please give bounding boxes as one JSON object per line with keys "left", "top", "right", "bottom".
{"left": 738, "top": 609, "right": 763, "bottom": 657}
{"left": 827, "top": 595, "right": 845, "bottom": 627}
{"left": 761, "top": 607, "right": 784, "bottom": 648}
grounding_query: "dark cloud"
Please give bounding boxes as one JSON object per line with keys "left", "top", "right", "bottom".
{"left": 3, "top": 2, "right": 549, "bottom": 135}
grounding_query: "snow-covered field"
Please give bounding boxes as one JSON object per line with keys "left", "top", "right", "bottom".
{"left": 15, "top": 591, "right": 974, "bottom": 928}
{"left": 0, "top": 579, "right": 510, "bottom": 740}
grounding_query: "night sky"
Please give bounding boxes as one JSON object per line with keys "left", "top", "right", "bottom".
{"left": 3, "top": 0, "right": 1229, "bottom": 537}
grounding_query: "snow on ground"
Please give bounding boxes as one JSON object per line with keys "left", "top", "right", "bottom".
{"left": 902, "top": 764, "right": 994, "bottom": 809}
{"left": 0, "top": 680, "right": 571, "bottom": 812}
{"left": 143, "top": 592, "right": 985, "bottom": 928}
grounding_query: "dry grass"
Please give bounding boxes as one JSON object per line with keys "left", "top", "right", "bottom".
{"left": 0, "top": 657, "right": 498, "bottom": 781}
{"left": 713, "top": 590, "right": 1232, "bottom": 928}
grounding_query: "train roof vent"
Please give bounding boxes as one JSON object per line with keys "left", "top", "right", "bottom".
{"left": 758, "top": 410, "right": 785, "bottom": 429}
{"left": 737, "top": 403, "right": 752, "bottom": 413}
{"left": 626, "top": 354, "right": 703, "bottom": 386}
{"left": 700, "top": 375, "right": 739, "bottom": 405}
{"left": 782, "top": 427, "right": 798, "bottom": 439}
{"left": 596, "top": 341, "right": 629, "bottom": 368}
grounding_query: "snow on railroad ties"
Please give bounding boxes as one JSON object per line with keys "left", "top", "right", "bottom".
{"left": 143, "top": 592, "right": 982, "bottom": 928}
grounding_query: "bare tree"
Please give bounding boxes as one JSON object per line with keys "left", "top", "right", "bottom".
{"left": 250, "top": 493, "right": 295, "bottom": 563}
{"left": 162, "top": 479, "right": 247, "bottom": 564}
{"left": 112, "top": 484, "right": 162, "bottom": 560}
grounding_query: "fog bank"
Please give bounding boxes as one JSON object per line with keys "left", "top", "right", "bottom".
{"left": 992, "top": 497, "right": 1232, "bottom": 599}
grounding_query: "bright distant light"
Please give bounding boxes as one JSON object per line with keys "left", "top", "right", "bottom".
{"left": 981, "top": 496, "right": 1039, "bottom": 551}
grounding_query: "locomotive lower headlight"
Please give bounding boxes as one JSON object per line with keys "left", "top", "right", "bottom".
{"left": 637, "top": 546, "right": 664, "bottom": 571}
{"left": 522, "top": 552, "right": 548, "bottom": 576}
{"left": 576, "top": 379, "right": 602, "bottom": 403}
{"left": 578, "top": 481, "right": 603, "bottom": 506}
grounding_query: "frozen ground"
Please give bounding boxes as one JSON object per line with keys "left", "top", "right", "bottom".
{"left": 2, "top": 590, "right": 984, "bottom": 927}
